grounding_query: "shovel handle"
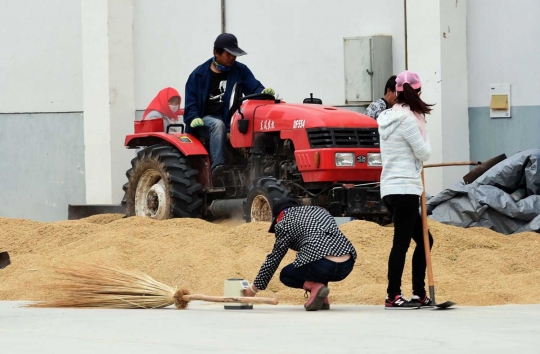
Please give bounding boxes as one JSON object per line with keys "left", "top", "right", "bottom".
{"left": 182, "top": 294, "right": 279, "bottom": 305}
{"left": 421, "top": 168, "right": 436, "bottom": 303}
{"left": 424, "top": 161, "right": 480, "bottom": 168}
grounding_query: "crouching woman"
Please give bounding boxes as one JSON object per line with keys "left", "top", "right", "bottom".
{"left": 244, "top": 198, "right": 356, "bottom": 311}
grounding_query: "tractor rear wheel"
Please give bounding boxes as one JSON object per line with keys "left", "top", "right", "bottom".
{"left": 123, "top": 144, "right": 203, "bottom": 219}
{"left": 244, "top": 177, "right": 291, "bottom": 222}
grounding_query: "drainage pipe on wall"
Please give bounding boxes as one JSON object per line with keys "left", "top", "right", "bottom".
{"left": 404, "top": 0, "right": 408, "bottom": 69}
{"left": 221, "top": 0, "right": 226, "bottom": 33}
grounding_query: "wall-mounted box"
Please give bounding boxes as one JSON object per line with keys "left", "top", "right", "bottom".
{"left": 343, "top": 36, "right": 393, "bottom": 104}
{"left": 490, "top": 83, "right": 511, "bottom": 118}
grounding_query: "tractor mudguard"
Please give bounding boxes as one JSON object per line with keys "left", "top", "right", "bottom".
{"left": 124, "top": 132, "right": 208, "bottom": 157}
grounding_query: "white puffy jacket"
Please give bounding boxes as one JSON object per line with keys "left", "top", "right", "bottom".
{"left": 377, "top": 106, "right": 431, "bottom": 198}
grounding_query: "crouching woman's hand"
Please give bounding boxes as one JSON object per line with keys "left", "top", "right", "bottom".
{"left": 244, "top": 284, "right": 259, "bottom": 297}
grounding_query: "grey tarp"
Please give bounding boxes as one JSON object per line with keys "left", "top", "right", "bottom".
{"left": 426, "top": 149, "right": 540, "bottom": 235}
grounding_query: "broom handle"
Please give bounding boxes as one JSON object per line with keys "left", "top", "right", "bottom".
{"left": 182, "top": 294, "right": 279, "bottom": 305}
{"left": 421, "top": 167, "right": 436, "bottom": 303}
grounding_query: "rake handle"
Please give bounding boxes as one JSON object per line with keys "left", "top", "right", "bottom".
{"left": 182, "top": 294, "right": 279, "bottom": 305}
{"left": 421, "top": 168, "right": 436, "bottom": 303}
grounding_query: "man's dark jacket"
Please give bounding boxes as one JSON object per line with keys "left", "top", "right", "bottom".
{"left": 183, "top": 58, "right": 265, "bottom": 133}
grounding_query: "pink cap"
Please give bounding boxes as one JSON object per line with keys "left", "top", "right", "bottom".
{"left": 396, "top": 70, "right": 422, "bottom": 92}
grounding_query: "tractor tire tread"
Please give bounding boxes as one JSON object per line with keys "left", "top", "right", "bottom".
{"left": 123, "top": 144, "right": 203, "bottom": 219}
{"left": 244, "top": 176, "right": 292, "bottom": 222}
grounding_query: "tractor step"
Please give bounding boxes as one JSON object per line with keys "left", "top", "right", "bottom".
{"left": 205, "top": 187, "right": 227, "bottom": 193}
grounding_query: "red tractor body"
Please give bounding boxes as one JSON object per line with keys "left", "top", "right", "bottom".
{"left": 123, "top": 94, "right": 389, "bottom": 223}
{"left": 229, "top": 101, "right": 382, "bottom": 183}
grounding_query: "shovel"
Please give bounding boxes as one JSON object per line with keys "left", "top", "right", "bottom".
{"left": 420, "top": 170, "right": 455, "bottom": 309}
{"left": 0, "top": 252, "right": 10, "bottom": 269}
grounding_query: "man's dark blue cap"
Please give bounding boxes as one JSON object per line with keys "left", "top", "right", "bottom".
{"left": 214, "top": 33, "right": 247, "bottom": 57}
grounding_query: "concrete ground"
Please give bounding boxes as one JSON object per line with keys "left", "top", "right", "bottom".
{"left": 1, "top": 301, "right": 539, "bottom": 354}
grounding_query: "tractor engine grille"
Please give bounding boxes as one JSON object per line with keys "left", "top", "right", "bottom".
{"left": 307, "top": 128, "right": 380, "bottom": 148}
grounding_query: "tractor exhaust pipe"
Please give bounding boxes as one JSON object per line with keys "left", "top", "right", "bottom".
{"left": 208, "top": 199, "right": 244, "bottom": 219}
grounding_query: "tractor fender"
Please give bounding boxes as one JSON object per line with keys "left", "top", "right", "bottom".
{"left": 125, "top": 132, "right": 208, "bottom": 156}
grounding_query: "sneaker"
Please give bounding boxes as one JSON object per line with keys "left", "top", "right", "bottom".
{"left": 384, "top": 294, "right": 419, "bottom": 310}
{"left": 410, "top": 294, "right": 435, "bottom": 308}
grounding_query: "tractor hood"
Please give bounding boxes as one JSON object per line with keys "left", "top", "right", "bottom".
{"left": 254, "top": 102, "right": 378, "bottom": 129}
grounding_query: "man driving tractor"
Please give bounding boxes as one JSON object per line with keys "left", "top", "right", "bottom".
{"left": 184, "top": 33, "right": 276, "bottom": 175}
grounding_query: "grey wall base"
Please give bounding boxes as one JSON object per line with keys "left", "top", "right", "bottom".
{"left": 469, "top": 106, "right": 540, "bottom": 162}
{"left": 0, "top": 112, "right": 86, "bottom": 222}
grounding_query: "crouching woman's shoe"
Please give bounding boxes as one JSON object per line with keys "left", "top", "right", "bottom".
{"left": 321, "top": 297, "right": 330, "bottom": 310}
{"left": 303, "top": 281, "right": 330, "bottom": 311}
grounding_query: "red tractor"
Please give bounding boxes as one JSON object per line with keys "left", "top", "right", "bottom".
{"left": 123, "top": 88, "right": 390, "bottom": 224}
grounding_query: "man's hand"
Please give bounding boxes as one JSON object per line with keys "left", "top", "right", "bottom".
{"left": 190, "top": 118, "right": 204, "bottom": 128}
{"left": 262, "top": 88, "right": 275, "bottom": 96}
{"left": 244, "top": 284, "right": 258, "bottom": 297}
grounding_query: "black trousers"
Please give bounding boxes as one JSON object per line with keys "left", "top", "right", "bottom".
{"left": 383, "top": 194, "right": 433, "bottom": 297}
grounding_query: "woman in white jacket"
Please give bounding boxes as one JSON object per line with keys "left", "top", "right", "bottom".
{"left": 377, "top": 70, "right": 435, "bottom": 310}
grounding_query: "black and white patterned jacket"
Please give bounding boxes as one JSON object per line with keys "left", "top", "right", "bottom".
{"left": 253, "top": 206, "right": 357, "bottom": 290}
{"left": 364, "top": 98, "right": 389, "bottom": 119}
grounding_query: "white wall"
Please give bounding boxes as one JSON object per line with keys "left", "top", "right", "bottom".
{"left": 133, "top": 0, "right": 221, "bottom": 110}
{"left": 0, "top": 0, "right": 82, "bottom": 112}
{"left": 82, "top": 0, "right": 136, "bottom": 204}
{"left": 467, "top": 0, "right": 540, "bottom": 107}
{"left": 226, "top": 0, "right": 406, "bottom": 105}
{"left": 133, "top": 0, "right": 405, "bottom": 109}
{"left": 109, "top": 0, "right": 137, "bottom": 204}
{"left": 407, "top": 0, "right": 469, "bottom": 195}
{"left": 82, "top": 0, "right": 113, "bottom": 203}
{"left": 407, "top": 0, "right": 442, "bottom": 192}
{"left": 440, "top": 0, "right": 469, "bottom": 189}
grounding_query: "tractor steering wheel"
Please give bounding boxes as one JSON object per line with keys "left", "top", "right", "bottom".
{"left": 227, "top": 92, "right": 276, "bottom": 122}
{"left": 240, "top": 93, "right": 276, "bottom": 102}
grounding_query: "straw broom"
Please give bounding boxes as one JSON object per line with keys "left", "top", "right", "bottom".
{"left": 27, "top": 263, "right": 278, "bottom": 309}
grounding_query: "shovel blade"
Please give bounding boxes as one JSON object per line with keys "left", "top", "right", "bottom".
{"left": 0, "top": 252, "right": 10, "bottom": 269}
{"left": 435, "top": 301, "right": 455, "bottom": 309}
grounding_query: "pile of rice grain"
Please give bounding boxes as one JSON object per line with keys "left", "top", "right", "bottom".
{"left": 0, "top": 215, "right": 538, "bottom": 306}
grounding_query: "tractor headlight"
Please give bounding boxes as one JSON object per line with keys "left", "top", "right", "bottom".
{"left": 367, "top": 153, "right": 382, "bottom": 166}
{"left": 335, "top": 153, "right": 355, "bottom": 167}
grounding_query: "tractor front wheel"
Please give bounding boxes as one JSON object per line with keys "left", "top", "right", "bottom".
{"left": 123, "top": 144, "right": 203, "bottom": 219}
{"left": 244, "top": 177, "right": 291, "bottom": 222}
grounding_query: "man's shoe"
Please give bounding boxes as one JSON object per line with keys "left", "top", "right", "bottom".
{"left": 384, "top": 294, "right": 419, "bottom": 310}
{"left": 321, "top": 297, "right": 330, "bottom": 310}
{"left": 211, "top": 165, "right": 225, "bottom": 177}
{"left": 303, "top": 281, "right": 329, "bottom": 311}
{"left": 410, "top": 294, "right": 435, "bottom": 308}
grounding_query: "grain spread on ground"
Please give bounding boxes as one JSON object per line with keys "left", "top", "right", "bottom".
{"left": 1, "top": 215, "right": 538, "bottom": 306}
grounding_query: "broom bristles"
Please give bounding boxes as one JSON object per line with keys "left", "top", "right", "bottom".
{"left": 28, "top": 263, "right": 190, "bottom": 309}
